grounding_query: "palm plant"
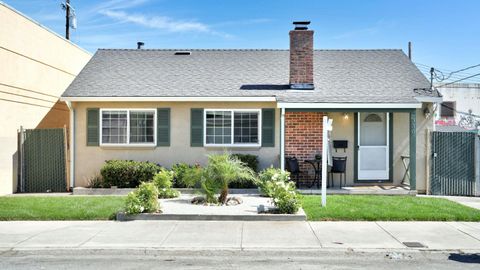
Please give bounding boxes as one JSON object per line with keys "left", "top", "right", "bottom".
{"left": 204, "top": 153, "right": 256, "bottom": 204}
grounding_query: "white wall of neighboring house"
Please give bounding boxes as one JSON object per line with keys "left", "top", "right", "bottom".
{"left": 435, "top": 83, "right": 480, "bottom": 128}
{"left": 0, "top": 3, "right": 91, "bottom": 194}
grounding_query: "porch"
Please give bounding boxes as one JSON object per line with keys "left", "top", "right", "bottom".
{"left": 279, "top": 105, "right": 424, "bottom": 192}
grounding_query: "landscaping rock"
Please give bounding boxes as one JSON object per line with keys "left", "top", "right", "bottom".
{"left": 191, "top": 196, "right": 206, "bottom": 205}
{"left": 226, "top": 196, "right": 243, "bottom": 206}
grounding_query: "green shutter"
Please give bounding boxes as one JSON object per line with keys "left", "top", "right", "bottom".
{"left": 191, "top": 108, "right": 204, "bottom": 147}
{"left": 86, "top": 108, "right": 99, "bottom": 146}
{"left": 262, "top": 108, "right": 275, "bottom": 147}
{"left": 157, "top": 108, "right": 170, "bottom": 146}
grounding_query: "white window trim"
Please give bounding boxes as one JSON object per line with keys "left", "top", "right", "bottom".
{"left": 99, "top": 108, "right": 157, "bottom": 147}
{"left": 203, "top": 109, "right": 262, "bottom": 148}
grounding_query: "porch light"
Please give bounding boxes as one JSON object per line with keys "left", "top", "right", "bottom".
{"left": 343, "top": 112, "right": 349, "bottom": 120}
{"left": 423, "top": 107, "right": 431, "bottom": 118}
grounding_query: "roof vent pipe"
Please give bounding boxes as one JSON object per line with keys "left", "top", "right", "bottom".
{"left": 137, "top": 42, "right": 144, "bottom": 49}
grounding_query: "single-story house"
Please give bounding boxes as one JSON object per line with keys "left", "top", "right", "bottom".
{"left": 60, "top": 22, "right": 442, "bottom": 193}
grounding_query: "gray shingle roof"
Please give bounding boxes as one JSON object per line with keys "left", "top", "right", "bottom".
{"left": 62, "top": 49, "right": 436, "bottom": 103}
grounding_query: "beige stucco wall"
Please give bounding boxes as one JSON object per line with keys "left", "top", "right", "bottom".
{"left": 72, "top": 102, "right": 280, "bottom": 187}
{"left": 0, "top": 3, "right": 91, "bottom": 194}
{"left": 327, "top": 105, "right": 433, "bottom": 192}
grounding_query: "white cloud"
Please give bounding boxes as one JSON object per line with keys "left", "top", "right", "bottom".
{"left": 99, "top": 10, "right": 211, "bottom": 33}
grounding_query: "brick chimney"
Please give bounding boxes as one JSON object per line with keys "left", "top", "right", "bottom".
{"left": 289, "top": 21, "right": 314, "bottom": 90}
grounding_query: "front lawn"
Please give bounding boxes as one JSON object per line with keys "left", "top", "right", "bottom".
{"left": 0, "top": 196, "right": 126, "bottom": 220}
{"left": 302, "top": 195, "right": 480, "bottom": 221}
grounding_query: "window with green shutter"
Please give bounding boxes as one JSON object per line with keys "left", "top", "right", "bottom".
{"left": 262, "top": 108, "right": 275, "bottom": 147}
{"left": 86, "top": 108, "right": 99, "bottom": 146}
{"left": 191, "top": 108, "right": 204, "bottom": 147}
{"left": 157, "top": 108, "right": 170, "bottom": 146}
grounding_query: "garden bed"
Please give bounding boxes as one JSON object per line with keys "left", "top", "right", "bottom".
{"left": 117, "top": 194, "right": 306, "bottom": 221}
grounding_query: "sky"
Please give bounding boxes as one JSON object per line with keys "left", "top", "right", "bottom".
{"left": 5, "top": 0, "right": 480, "bottom": 83}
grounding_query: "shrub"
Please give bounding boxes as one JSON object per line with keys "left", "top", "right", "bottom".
{"left": 229, "top": 154, "right": 259, "bottom": 188}
{"left": 125, "top": 182, "right": 159, "bottom": 214}
{"left": 100, "top": 160, "right": 161, "bottom": 188}
{"left": 153, "top": 169, "right": 174, "bottom": 189}
{"left": 271, "top": 180, "right": 301, "bottom": 214}
{"left": 203, "top": 153, "right": 256, "bottom": 204}
{"left": 178, "top": 165, "right": 204, "bottom": 188}
{"left": 231, "top": 154, "right": 258, "bottom": 172}
{"left": 86, "top": 174, "right": 105, "bottom": 188}
{"left": 257, "top": 167, "right": 290, "bottom": 197}
{"left": 152, "top": 169, "right": 180, "bottom": 199}
{"left": 172, "top": 163, "right": 195, "bottom": 188}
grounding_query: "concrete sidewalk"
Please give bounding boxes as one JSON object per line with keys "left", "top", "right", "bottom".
{"left": 0, "top": 221, "right": 479, "bottom": 252}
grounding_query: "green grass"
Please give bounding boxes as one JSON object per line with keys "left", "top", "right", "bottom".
{"left": 0, "top": 196, "right": 126, "bottom": 220}
{"left": 301, "top": 195, "right": 480, "bottom": 221}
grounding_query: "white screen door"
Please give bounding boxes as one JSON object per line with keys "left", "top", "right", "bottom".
{"left": 357, "top": 112, "right": 389, "bottom": 180}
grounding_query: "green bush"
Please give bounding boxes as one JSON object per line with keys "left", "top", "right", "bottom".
{"left": 257, "top": 167, "right": 290, "bottom": 197}
{"left": 86, "top": 174, "right": 105, "bottom": 188}
{"left": 100, "top": 160, "right": 161, "bottom": 188}
{"left": 231, "top": 154, "right": 258, "bottom": 172}
{"left": 229, "top": 154, "right": 259, "bottom": 188}
{"left": 177, "top": 165, "right": 203, "bottom": 188}
{"left": 171, "top": 163, "right": 195, "bottom": 188}
{"left": 152, "top": 169, "right": 180, "bottom": 199}
{"left": 271, "top": 181, "right": 301, "bottom": 214}
{"left": 125, "top": 182, "right": 159, "bottom": 214}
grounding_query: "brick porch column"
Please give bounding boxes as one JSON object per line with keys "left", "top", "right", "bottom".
{"left": 285, "top": 111, "right": 325, "bottom": 179}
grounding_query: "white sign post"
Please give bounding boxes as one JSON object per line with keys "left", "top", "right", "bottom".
{"left": 321, "top": 116, "right": 333, "bottom": 207}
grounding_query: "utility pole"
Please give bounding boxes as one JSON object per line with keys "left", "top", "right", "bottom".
{"left": 65, "top": 0, "right": 70, "bottom": 40}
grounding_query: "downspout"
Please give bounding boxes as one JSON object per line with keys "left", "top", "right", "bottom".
{"left": 65, "top": 101, "right": 75, "bottom": 190}
{"left": 280, "top": 108, "right": 285, "bottom": 170}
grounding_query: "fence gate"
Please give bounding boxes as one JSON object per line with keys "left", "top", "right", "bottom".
{"left": 430, "top": 131, "right": 477, "bottom": 196}
{"left": 18, "top": 128, "right": 67, "bottom": 193}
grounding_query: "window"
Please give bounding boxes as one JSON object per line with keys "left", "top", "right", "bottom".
{"left": 205, "top": 109, "right": 261, "bottom": 146}
{"left": 440, "top": 102, "right": 455, "bottom": 118}
{"left": 101, "top": 109, "right": 156, "bottom": 145}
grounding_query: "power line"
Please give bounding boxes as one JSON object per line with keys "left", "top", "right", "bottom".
{"left": 437, "top": 72, "right": 480, "bottom": 87}
{"left": 0, "top": 90, "right": 57, "bottom": 103}
{"left": 0, "top": 82, "right": 60, "bottom": 98}
{"left": 0, "top": 98, "right": 69, "bottom": 111}
{"left": 415, "top": 62, "right": 480, "bottom": 82}
{"left": 440, "top": 103, "right": 480, "bottom": 119}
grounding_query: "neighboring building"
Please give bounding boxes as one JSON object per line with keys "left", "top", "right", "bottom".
{"left": 435, "top": 83, "right": 480, "bottom": 130}
{"left": 0, "top": 2, "right": 91, "bottom": 194}
{"left": 61, "top": 22, "right": 441, "bottom": 193}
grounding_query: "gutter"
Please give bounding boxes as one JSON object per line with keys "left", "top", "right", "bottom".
{"left": 277, "top": 102, "right": 423, "bottom": 109}
{"left": 60, "top": 96, "right": 277, "bottom": 102}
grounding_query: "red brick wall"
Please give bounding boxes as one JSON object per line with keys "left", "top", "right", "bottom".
{"left": 289, "top": 30, "right": 314, "bottom": 85}
{"left": 285, "top": 112, "right": 324, "bottom": 181}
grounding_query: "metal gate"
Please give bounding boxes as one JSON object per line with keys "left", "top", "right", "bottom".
{"left": 18, "top": 128, "right": 67, "bottom": 192}
{"left": 430, "top": 131, "right": 478, "bottom": 196}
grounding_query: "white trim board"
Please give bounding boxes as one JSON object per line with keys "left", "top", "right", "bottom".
{"left": 60, "top": 96, "right": 277, "bottom": 102}
{"left": 415, "top": 96, "right": 443, "bottom": 103}
{"left": 277, "top": 102, "right": 422, "bottom": 109}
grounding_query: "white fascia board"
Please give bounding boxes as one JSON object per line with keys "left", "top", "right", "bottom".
{"left": 60, "top": 96, "right": 277, "bottom": 102}
{"left": 277, "top": 102, "right": 422, "bottom": 109}
{"left": 415, "top": 96, "right": 443, "bottom": 103}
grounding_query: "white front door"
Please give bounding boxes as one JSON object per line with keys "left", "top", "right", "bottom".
{"left": 357, "top": 112, "right": 389, "bottom": 180}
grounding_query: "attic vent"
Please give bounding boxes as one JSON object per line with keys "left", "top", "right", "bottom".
{"left": 174, "top": 51, "right": 191, "bottom": 55}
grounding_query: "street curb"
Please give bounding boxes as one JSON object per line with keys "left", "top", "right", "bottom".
{"left": 116, "top": 208, "right": 307, "bottom": 222}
